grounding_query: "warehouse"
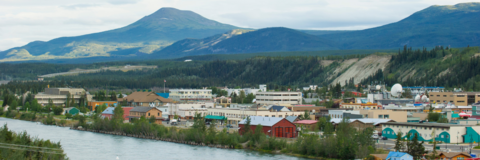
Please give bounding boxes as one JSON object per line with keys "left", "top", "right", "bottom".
{"left": 238, "top": 116, "right": 297, "bottom": 138}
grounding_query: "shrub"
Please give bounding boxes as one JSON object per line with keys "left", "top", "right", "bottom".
{"left": 53, "top": 106, "right": 64, "bottom": 115}
{"left": 65, "top": 113, "right": 73, "bottom": 119}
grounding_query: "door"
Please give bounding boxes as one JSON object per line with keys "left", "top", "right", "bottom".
{"left": 275, "top": 127, "right": 283, "bottom": 138}
{"left": 285, "top": 127, "right": 294, "bottom": 138}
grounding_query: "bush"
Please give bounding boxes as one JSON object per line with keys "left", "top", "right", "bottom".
{"left": 65, "top": 113, "right": 73, "bottom": 119}
{"left": 53, "top": 106, "right": 64, "bottom": 115}
{"left": 42, "top": 114, "right": 56, "bottom": 125}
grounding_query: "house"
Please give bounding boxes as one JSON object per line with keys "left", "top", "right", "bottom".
{"left": 119, "top": 92, "right": 173, "bottom": 107}
{"left": 102, "top": 107, "right": 134, "bottom": 121}
{"left": 294, "top": 120, "right": 318, "bottom": 131}
{"left": 285, "top": 116, "right": 299, "bottom": 123}
{"left": 386, "top": 151, "right": 413, "bottom": 160}
{"left": 438, "top": 152, "right": 472, "bottom": 160}
{"left": 101, "top": 107, "right": 115, "bottom": 119}
{"left": 63, "top": 107, "right": 80, "bottom": 115}
{"left": 370, "top": 154, "right": 388, "bottom": 160}
{"left": 128, "top": 107, "right": 163, "bottom": 124}
{"left": 238, "top": 116, "right": 298, "bottom": 138}
{"left": 268, "top": 105, "right": 290, "bottom": 112}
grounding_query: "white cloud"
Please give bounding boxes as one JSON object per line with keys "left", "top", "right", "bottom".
{"left": 0, "top": 0, "right": 478, "bottom": 50}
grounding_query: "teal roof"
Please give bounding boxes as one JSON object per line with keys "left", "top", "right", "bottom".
{"left": 205, "top": 115, "right": 226, "bottom": 120}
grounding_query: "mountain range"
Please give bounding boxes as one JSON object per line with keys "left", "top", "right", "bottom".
{"left": 1, "top": 3, "right": 480, "bottom": 62}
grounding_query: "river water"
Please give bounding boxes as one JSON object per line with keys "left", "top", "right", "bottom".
{"left": 0, "top": 118, "right": 307, "bottom": 160}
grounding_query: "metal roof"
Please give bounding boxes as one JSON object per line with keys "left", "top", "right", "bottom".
{"left": 102, "top": 107, "right": 115, "bottom": 115}
{"left": 239, "top": 116, "right": 284, "bottom": 127}
{"left": 383, "top": 122, "right": 476, "bottom": 127}
{"left": 130, "top": 107, "right": 155, "bottom": 113}
{"left": 330, "top": 118, "right": 394, "bottom": 125}
{"left": 269, "top": 105, "right": 288, "bottom": 111}
{"left": 285, "top": 116, "right": 298, "bottom": 123}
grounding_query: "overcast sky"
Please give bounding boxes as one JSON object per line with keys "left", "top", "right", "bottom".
{"left": 0, "top": 0, "right": 478, "bottom": 51}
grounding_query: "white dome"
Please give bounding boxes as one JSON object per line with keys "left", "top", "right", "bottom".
{"left": 421, "top": 95, "right": 428, "bottom": 102}
{"left": 376, "top": 85, "right": 381, "bottom": 90}
{"left": 391, "top": 84, "right": 403, "bottom": 97}
{"left": 415, "top": 95, "right": 421, "bottom": 102}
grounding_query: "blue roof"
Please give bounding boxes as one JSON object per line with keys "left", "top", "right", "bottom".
{"left": 102, "top": 107, "right": 115, "bottom": 115}
{"left": 269, "top": 105, "right": 288, "bottom": 111}
{"left": 156, "top": 93, "right": 169, "bottom": 98}
{"left": 386, "top": 151, "right": 411, "bottom": 159}
{"left": 413, "top": 103, "right": 422, "bottom": 106}
{"left": 403, "top": 86, "right": 445, "bottom": 89}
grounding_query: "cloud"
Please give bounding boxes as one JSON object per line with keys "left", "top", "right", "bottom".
{"left": 0, "top": 0, "right": 479, "bottom": 50}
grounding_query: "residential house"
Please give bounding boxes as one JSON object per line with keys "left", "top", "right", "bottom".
{"left": 438, "top": 152, "right": 472, "bottom": 160}
{"left": 386, "top": 151, "right": 413, "bottom": 160}
{"left": 119, "top": 92, "right": 173, "bottom": 107}
{"left": 101, "top": 107, "right": 115, "bottom": 119}
{"left": 239, "top": 116, "right": 297, "bottom": 138}
{"left": 128, "top": 107, "right": 163, "bottom": 124}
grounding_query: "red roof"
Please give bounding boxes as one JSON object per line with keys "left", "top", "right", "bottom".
{"left": 122, "top": 107, "right": 133, "bottom": 120}
{"left": 294, "top": 120, "right": 318, "bottom": 124}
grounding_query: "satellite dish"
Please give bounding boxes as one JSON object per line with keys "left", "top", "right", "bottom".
{"left": 421, "top": 95, "right": 428, "bottom": 102}
{"left": 391, "top": 83, "right": 403, "bottom": 97}
{"left": 415, "top": 95, "right": 421, "bottom": 102}
{"left": 376, "top": 85, "right": 381, "bottom": 90}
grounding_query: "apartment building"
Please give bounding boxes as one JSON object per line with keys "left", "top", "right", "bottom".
{"left": 256, "top": 91, "right": 302, "bottom": 105}
{"left": 35, "top": 88, "right": 92, "bottom": 106}
{"left": 429, "top": 92, "right": 480, "bottom": 106}
{"left": 169, "top": 89, "right": 213, "bottom": 102}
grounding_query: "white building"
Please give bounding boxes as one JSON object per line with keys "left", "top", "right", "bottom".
{"left": 256, "top": 91, "right": 302, "bottom": 105}
{"left": 166, "top": 102, "right": 217, "bottom": 119}
{"left": 225, "top": 84, "right": 267, "bottom": 96}
{"left": 302, "top": 85, "right": 318, "bottom": 91}
{"left": 169, "top": 89, "right": 213, "bottom": 102}
{"left": 207, "top": 107, "right": 306, "bottom": 127}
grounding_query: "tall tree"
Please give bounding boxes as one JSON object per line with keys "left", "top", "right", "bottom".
{"left": 394, "top": 131, "right": 405, "bottom": 152}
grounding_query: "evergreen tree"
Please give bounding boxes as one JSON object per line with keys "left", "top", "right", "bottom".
{"left": 394, "top": 131, "right": 405, "bottom": 152}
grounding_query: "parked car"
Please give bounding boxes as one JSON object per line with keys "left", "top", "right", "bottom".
{"left": 372, "top": 134, "right": 379, "bottom": 139}
{"left": 381, "top": 136, "right": 388, "bottom": 140}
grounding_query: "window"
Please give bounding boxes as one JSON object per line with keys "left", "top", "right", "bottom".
{"left": 378, "top": 115, "right": 384, "bottom": 118}
{"left": 384, "top": 115, "right": 389, "bottom": 119}
{"left": 457, "top": 95, "right": 465, "bottom": 97}
{"left": 443, "top": 95, "right": 447, "bottom": 97}
{"left": 457, "top": 101, "right": 465, "bottom": 103}
{"left": 148, "top": 113, "right": 150, "bottom": 116}
{"left": 279, "top": 115, "right": 283, "bottom": 118}
{"left": 158, "top": 113, "right": 160, "bottom": 116}
{"left": 272, "top": 115, "right": 275, "bottom": 117}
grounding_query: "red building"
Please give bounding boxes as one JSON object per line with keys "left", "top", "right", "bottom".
{"left": 101, "top": 107, "right": 133, "bottom": 121}
{"left": 238, "top": 116, "right": 298, "bottom": 138}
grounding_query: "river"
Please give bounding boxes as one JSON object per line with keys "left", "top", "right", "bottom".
{"left": 0, "top": 118, "right": 308, "bottom": 160}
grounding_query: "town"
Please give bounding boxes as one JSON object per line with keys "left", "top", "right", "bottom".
{"left": 2, "top": 82, "right": 480, "bottom": 159}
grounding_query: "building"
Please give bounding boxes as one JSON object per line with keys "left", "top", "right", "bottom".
{"left": 294, "top": 120, "right": 318, "bottom": 131}
{"left": 177, "top": 108, "right": 208, "bottom": 120}
{"left": 438, "top": 152, "right": 472, "bottom": 160}
{"left": 302, "top": 85, "right": 318, "bottom": 91}
{"left": 87, "top": 101, "right": 117, "bottom": 111}
{"left": 382, "top": 122, "right": 480, "bottom": 143}
{"left": 238, "top": 116, "right": 298, "bottom": 138}
{"left": 268, "top": 105, "right": 290, "bottom": 112}
{"left": 359, "top": 110, "right": 408, "bottom": 122}
{"left": 403, "top": 86, "right": 445, "bottom": 95}
{"left": 341, "top": 102, "right": 380, "bottom": 110}
{"left": 289, "top": 105, "right": 325, "bottom": 112}
{"left": 169, "top": 89, "right": 213, "bottom": 102}
{"left": 120, "top": 92, "right": 173, "bottom": 107}
{"left": 386, "top": 152, "right": 413, "bottom": 160}
{"left": 35, "top": 88, "right": 91, "bottom": 106}
{"left": 256, "top": 91, "right": 302, "bottom": 105}
{"left": 63, "top": 107, "right": 80, "bottom": 115}
{"left": 208, "top": 108, "right": 306, "bottom": 127}
{"left": 101, "top": 107, "right": 115, "bottom": 119}
{"left": 330, "top": 118, "right": 395, "bottom": 132}
{"left": 429, "top": 91, "right": 480, "bottom": 106}
{"left": 128, "top": 107, "right": 163, "bottom": 124}
{"left": 329, "top": 110, "right": 360, "bottom": 119}
{"left": 166, "top": 102, "right": 215, "bottom": 119}
{"left": 285, "top": 116, "right": 299, "bottom": 123}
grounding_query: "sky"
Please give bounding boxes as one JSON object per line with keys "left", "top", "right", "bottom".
{"left": 0, "top": 0, "right": 478, "bottom": 51}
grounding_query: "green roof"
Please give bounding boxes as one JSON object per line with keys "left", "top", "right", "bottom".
{"left": 205, "top": 115, "right": 226, "bottom": 120}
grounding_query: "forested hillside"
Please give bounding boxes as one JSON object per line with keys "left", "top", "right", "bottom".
{"left": 361, "top": 46, "right": 480, "bottom": 91}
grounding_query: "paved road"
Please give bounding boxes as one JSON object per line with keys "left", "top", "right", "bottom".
{"left": 376, "top": 139, "right": 480, "bottom": 154}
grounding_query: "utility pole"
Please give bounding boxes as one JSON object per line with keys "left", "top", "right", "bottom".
{"left": 164, "top": 79, "right": 166, "bottom": 93}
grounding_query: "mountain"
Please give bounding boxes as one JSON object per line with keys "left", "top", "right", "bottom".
{"left": 155, "top": 27, "right": 338, "bottom": 58}
{"left": 320, "top": 2, "right": 480, "bottom": 49}
{"left": 0, "top": 8, "right": 238, "bottom": 62}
